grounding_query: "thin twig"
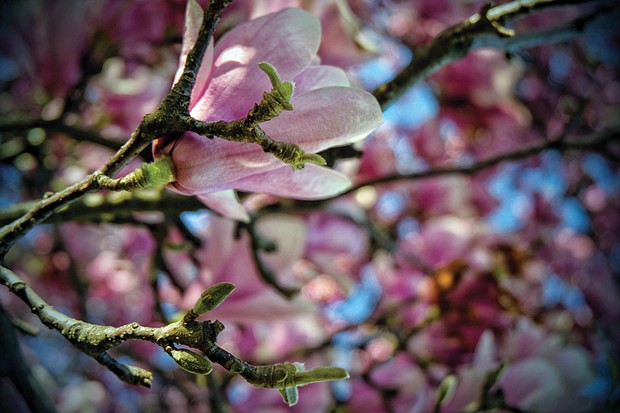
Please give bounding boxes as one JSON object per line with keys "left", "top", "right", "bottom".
{"left": 0, "top": 118, "right": 122, "bottom": 151}
{"left": 1, "top": 265, "right": 345, "bottom": 393}
{"left": 347, "top": 128, "right": 620, "bottom": 194}
{"left": 0, "top": 191, "right": 205, "bottom": 227}
{"left": 0, "top": 1, "right": 229, "bottom": 258}
{"left": 373, "top": 0, "right": 613, "bottom": 109}
{"left": 0, "top": 304, "right": 57, "bottom": 413}
{"left": 237, "top": 221, "right": 300, "bottom": 298}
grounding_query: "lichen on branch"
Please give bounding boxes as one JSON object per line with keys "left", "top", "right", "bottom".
{"left": 0, "top": 266, "right": 348, "bottom": 404}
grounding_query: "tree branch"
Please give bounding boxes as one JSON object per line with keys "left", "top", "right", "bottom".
{"left": 0, "top": 0, "right": 230, "bottom": 258}
{"left": 0, "top": 304, "right": 57, "bottom": 413}
{"left": 348, "top": 127, "right": 620, "bottom": 193}
{"left": 373, "top": 0, "right": 613, "bottom": 109}
{"left": 0, "top": 190, "right": 202, "bottom": 228}
{"left": 0, "top": 265, "right": 346, "bottom": 400}
{"left": 166, "top": 0, "right": 231, "bottom": 111}
{"left": 0, "top": 118, "right": 122, "bottom": 152}
{"left": 237, "top": 220, "right": 300, "bottom": 298}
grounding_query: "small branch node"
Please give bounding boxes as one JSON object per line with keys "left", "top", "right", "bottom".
{"left": 95, "top": 351, "right": 154, "bottom": 387}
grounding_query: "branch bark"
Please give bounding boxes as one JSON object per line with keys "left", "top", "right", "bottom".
{"left": 0, "top": 265, "right": 345, "bottom": 396}
{"left": 373, "top": 0, "right": 614, "bottom": 109}
{"left": 348, "top": 127, "right": 620, "bottom": 193}
{"left": 0, "top": 0, "right": 230, "bottom": 258}
{"left": 0, "top": 304, "right": 57, "bottom": 413}
{"left": 0, "top": 118, "right": 122, "bottom": 152}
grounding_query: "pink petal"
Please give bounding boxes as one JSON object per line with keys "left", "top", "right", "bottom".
{"left": 177, "top": 0, "right": 203, "bottom": 76}
{"left": 499, "top": 358, "right": 563, "bottom": 411}
{"left": 189, "top": 40, "right": 214, "bottom": 109}
{"left": 190, "top": 8, "right": 321, "bottom": 121}
{"left": 247, "top": 0, "right": 299, "bottom": 19}
{"left": 231, "top": 163, "right": 352, "bottom": 199}
{"left": 169, "top": 87, "right": 381, "bottom": 195}
{"left": 173, "top": 0, "right": 214, "bottom": 107}
{"left": 261, "top": 86, "right": 383, "bottom": 152}
{"left": 196, "top": 229, "right": 314, "bottom": 321}
{"left": 169, "top": 132, "right": 280, "bottom": 193}
{"left": 293, "top": 65, "right": 351, "bottom": 94}
{"left": 255, "top": 214, "right": 307, "bottom": 272}
{"left": 197, "top": 190, "right": 250, "bottom": 222}
{"left": 472, "top": 330, "right": 496, "bottom": 370}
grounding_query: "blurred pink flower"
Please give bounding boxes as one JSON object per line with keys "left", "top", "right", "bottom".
{"left": 220, "top": 0, "right": 377, "bottom": 69}
{"left": 99, "top": 0, "right": 179, "bottom": 47}
{"left": 497, "top": 343, "right": 597, "bottom": 412}
{"left": 401, "top": 216, "right": 478, "bottom": 268}
{"left": 60, "top": 223, "right": 156, "bottom": 326}
{"left": 342, "top": 379, "right": 386, "bottom": 412}
{"left": 181, "top": 215, "right": 316, "bottom": 323}
{"left": 355, "top": 127, "right": 399, "bottom": 181}
{"left": 440, "top": 330, "right": 498, "bottom": 412}
{"left": 432, "top": 51, "right": 523, "bottom": 108}
{"left": 370, "top": 354, "right": 435, "bottom": 413}
{"left": 174, "top": 214, "right": 327, "bottom": 363}
{"left": 0, "top": 0, "right": 99, "bottom": 101}
{"left": 304, "top": 213, "right": 369, "bottom": 276}
{"left": 87, "top": 57, "right": 176, "bottom": 136}
{"left": 316, "top": 1, "right": 378, "bottom": 69}
{"left": 154, "top": 2, "right": 382, "bottom": 221}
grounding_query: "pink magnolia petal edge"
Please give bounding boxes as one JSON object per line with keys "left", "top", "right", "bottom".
{"left": 262, "top": 86, "right": 383, "bottom": 152}
{"left": 176, "top": 0, "right": 203, "bottom": 81}
{"left": 190, "top": 8, "right": 321, "bottom": 121}
{"left": 175, "top": 0, "right": 214, "bottom": 109}
{"left": 167, "top": 132, "right": 280, "bottom": 193}
{"left": 293, "top": 65, "right": 351, "bottom": 94}
{"left": 230, "top": 163, "right": 353, "bottom": 199}
{"left": 197, "top": 190, "right": 250, "bottom": 222}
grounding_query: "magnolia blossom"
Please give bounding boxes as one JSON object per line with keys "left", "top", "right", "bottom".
{"left": 154, "top": 1, "right": 383, "bottom": 221}
{"left": 496, "top": 319, "right": 599, "bottom": 413}
{"left": 304, "top": 212, "right": 369, "bottom": 276}
{"left": 180, "top": 214, "right": 316, "bottom": 324}
{"left": 219, "top": 0, "right": 377, "bottom": 69}
{"left": 440, "top": 330, "right": 499, "bottom": 412}
{"left": 60, "top": 223, "right": 156, "bottom": 326}
{"left": 0, "top": 0, "right": 98, "bottom": 100}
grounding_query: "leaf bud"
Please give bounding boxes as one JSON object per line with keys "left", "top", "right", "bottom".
{"left": 435, "top": 374, "right": 458, "bottom": 406}
{"left": 170, "top": 348, "right": 213, "bottom": 375}
{"left": 139, "top": 156, "right": 176, "bottom": 187}
{"left": 192, "top": 282, "right": 236, "bottom": 315}
{"left": 293, "top": 366, "right": 349, "bottom": 386}
{"left": 279, "top": 387, "right": 299, "bottom": 406}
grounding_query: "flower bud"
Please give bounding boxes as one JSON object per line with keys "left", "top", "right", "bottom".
{"left": 170, "top": 348, "right": 213, "bottom": 375}
{"left": 435, "top": 374, "right": 458, "bottom": 406}
{"left": 139, "top": 156, "right": 176, "bottom": 187}
{"left": 279, "top": 387, "right": 299, "bottom": 406}
{"left": 292, "top": 365, "right": 349, "bottom": 386}
{"left": 192, "top": 282, "right": 236, "bottom": 315}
